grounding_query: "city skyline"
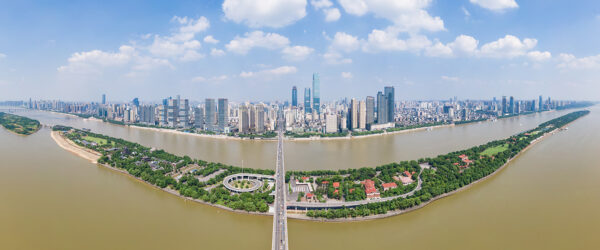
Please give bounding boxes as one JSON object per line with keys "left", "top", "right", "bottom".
{"left": 1, "top": 0, "right": 600, "bottom": 101}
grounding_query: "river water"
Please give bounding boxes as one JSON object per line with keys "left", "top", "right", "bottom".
{"left": 1, "top": 106, "right": 599, "bottom": 249}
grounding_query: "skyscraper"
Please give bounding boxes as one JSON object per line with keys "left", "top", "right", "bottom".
{"left": 539, "top": 95, "right": 543, "bottom": 111}
{"left": 167, "top": 98, "right": 179, "bottom": 127}
{"left": 238, "top": 104, "right": 249, "bottom": 133}
{"left": 205, "top": 98, "right": 216, "bottom": 131}
{"left": 218, "top": 98, "right": 228, "bottom": 132}
{"left": 179, "top": 98, "right": 189, "bottom": 128}
{"left": 312, "top": 73, "right": 320, "bottom": 114}
{"left": 359, "top": 100, "right": 366, "bottom": 130}
{"left": 102, "top": 94, "right": 106, "bottom": 105}
{"left": 509, "top": 96, "right": 514, "bottom": 114}
{"left": 304, "top": 88, "right": 312, "bottom": 114}
{"left": 350, "top": 98, "right": 358, "bottom": 130}
{"left": 132, "top": 98, "right": 139, "bottom": 107}
{"left": 377, "top": 91, "right": 387, "bottom": 124}
{"left": 366, "top": 96, "right": 375, "bottom": 126}
{"left": 291, "top": 86, "right": 298, "bottom": 107}
{"left": 194, "top": 106, "right": 204, "bottom": 129}
{"left": 502, "top": 96, "right": 507, "bottom": 114}
{"left": 384, "top": 86, "right": 395, "bottom": 123}
{"left": 255, "top": 104, "right": 265, "bottom": 133}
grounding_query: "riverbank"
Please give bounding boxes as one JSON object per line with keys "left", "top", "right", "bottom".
{"left": 50, "top": 111, "right": 588, "bottom": 222}
{"left": 286, "top": 116, "right": 576, "bottom": 222}
{"left": 50, "top": 129, "right": 273, "bottom": 218}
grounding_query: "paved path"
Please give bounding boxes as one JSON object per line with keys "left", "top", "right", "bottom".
{"left": 287, "top": 168, "right": 424, "bottom": 210}
{"left": 272, "top": 114, "right": 288, "bottom": 250}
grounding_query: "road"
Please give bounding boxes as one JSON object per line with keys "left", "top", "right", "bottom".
{"left": 272, "top": 113, "right": 288, "bottom": 250}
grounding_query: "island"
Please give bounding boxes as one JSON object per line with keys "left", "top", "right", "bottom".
{"left": 50, "top": 110, "right": 589, "bottom": 221}
{"left": 0, "top": 112, "right": 41, "bottom": 135}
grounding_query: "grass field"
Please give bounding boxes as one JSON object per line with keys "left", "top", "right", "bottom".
{"left": 82, "top": 135, "right": 108, "bottom": 145}
{"left": 481, "top": 144, "right": 509, "bottom": 156}
{"left": 0, "top": 112, "right": 41, "bottom": 135}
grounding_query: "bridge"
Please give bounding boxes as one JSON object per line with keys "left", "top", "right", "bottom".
{"left": 272, "top": 113, "right": 288, "bottom": 250}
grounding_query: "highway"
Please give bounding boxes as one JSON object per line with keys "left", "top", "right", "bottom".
{"left": 272, "top": 113, "right": 289, "bottom": 250}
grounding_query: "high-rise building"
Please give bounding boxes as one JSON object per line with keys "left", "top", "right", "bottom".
{"left": 167, "top": 98, "right": 179, "bottom": 127}
{"left": 132, "top": 98, "right": 139, "bottom": 107}
{"left": 238, "top": 104, "right": 249, "bottom": 133}
{"left": 102, "top": 94, "right": 106, "bottom": 105}
{"left": 509, "top": 96, "right": 514, "bottom": 114}
{"left": 325, "top": 113, "right": 338, "bottom": 133}
{"left": 205, "top": 98, "right": 216, "bottom": 131}
{"left": 139, "top": 105, "right": 155, "bottom": 124}
{"left": 249, "top": 105, "right": 256, "bottom": 131}
{"left": 255, "top": 104, "right": 265, "bottom": 133}
{"left": 539, "top": 95, "right": 543, "bottom": 111}
{"left": 178, "top": 98, "right": 189, "bottom": 128}
{"left": 194, "top": 106, "right": 204, "bottom": 129}
{"left": 217, "top": 98, "right": 228, "bottom": 132}
{"left": 359, "top": 100, "right": 366, "bottom": 130}
{"left": 377, "top": 91, "right": 388, "bottom": 124}
{"left": 502, "top": 96, "right": 507, "bottom": 114}
{"left": 304, "top": 88, "right": 312, "bottom": 114}
{"left": 291, "top": 86, "right": 298, "bottom": 107}
{"left": 384, "top": 86, "right": 395, "bottom": 123}
{"left": 366, "top": 96, "right": 375, "bottom": 126}
{"left": 312, "top": 73, "right": 320, "bottom": 114}
{"left": 350, "top": 98, "right": 358, "bottom": 130}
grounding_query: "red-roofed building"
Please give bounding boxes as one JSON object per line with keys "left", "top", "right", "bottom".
{"left": 333, "top": 189, "right": 339, "bottom": 195}
{"left": 403, "top": 170, "right": 412, "bottom": 177}
{"left": 361, "top": 179, "right": 380, "bottom": 199}
{"left": 382, "top": 182, "right": 397, "bottom": 191}
{"left": 458, "top": 154, "right": 467, "bottom": 159}
{"left": 301, "top": 176, "right": 309, "bottom": 181}
{"left": 305, "top": 193, "right": 314, "bottom": 199}
{"left": 349, "top": 188, "right": 355, "bottom": 193}
{"left": 333, "top": 182, "right": 340, "bottom": 188}
{"left": 321, "top": 180, "right": 329, "bottom": 185}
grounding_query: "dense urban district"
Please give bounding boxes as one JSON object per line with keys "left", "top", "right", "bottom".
{"left": 4, "top": 73, "right": 594, "bottom": 140}
{"left": 0, "top": 112, "right": 41, "bottom": 135}
{"left": 45, "top": 110, "right": 589, "bottom": 220}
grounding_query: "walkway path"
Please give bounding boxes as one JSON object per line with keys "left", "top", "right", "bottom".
{"left": 272, "top": 114, "right": 288, "bottom": 250}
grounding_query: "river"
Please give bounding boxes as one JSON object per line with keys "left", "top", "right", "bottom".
{"left": 1, "top": 106, "right": 598, "bottom": 249}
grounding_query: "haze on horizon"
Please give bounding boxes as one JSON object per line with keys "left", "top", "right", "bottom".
{"left": 0, "top": 0, "right": 599, "bottom": 102}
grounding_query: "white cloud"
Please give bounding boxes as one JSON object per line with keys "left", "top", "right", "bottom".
{"left": 311, "top": 0, "right": 332, "bottom": 9}
{"left": 331, "top": 32, "right": 360, "bottom": 52}
{"left": 58, "top": 45, "right": 135, "bottom": 73}
{"left": 469, "top": 0, "right": 518, "bottom": 11}
{"left": 240, "top": 66, "right": 297, "bottom": 78}
{"left": 557, "top": 53, "right": 600, "bottom": 69}
{"left": 192, "top": 75, "right": 229, "bottom": 82}
{"left": 441, "top": 75, "right": 459, "bottom": 82}
{"left": 322, "top": 51, "right": 352, "bottom": 64}
{"left": 425, "top": 34, "right": 478, "bottom": 57}
{"left": 223, "top": 0, "right": 307, "bottom": 28}
{"left": 210, "top": 48, "right": 226, "bottom": 57}
{"left": 225, "top": 31, "right": 290, "bottom": 54}
{"left": 426, "top": 34, "right": 542, "bottom": 60}
{"left": 203, "top": 35, "right": 219, "bottom": 44}
{"left": 462, "top": 6, "right": 471, "bottom": 17}
{"left": 282, "top": 46, "right": 314, "bottom": 61}
{"left": 0, "top": 53, "right": 6, "bottom": 59}
{"left": 338, "top": 0, "right": 444, "bottom": 32}
{"left": 362, "top": 28, "right": 432, "bottom": 53}
{"left": 148, "top": 16, "right": 209, "bottom": 61}
{"left": 479, "top": 35, "right": 536, "bottom": 58}
{"left": 341, "top": 72, "right": 353, "bottom": 78}
{"left": 324, "top": 8, "right": 341, "bottom": 22}
{"left": 527, "top": 51, "right": 551, "bottom": 61}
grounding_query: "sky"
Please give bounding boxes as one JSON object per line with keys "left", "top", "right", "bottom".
{"left": 0, "top": 0, "right": 599, "bottom": 103}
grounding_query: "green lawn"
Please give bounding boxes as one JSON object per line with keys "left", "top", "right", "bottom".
{"left": 82, "top": 135, "right": 108, "bottom": 145}
{"left": 481, "top": 144, "right": 509, "bottom": 156}
{"left": 530, "top": 130, "right": 541, "bottom": 135}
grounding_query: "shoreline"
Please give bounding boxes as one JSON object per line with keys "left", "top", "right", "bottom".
{"left": 50, "top": 130, "right": 273, "bottom": 218}
{"left": 50, "top": 113, "right": 579, "bottom": 222}
{"left": 287, "top": 119, "right": 571, "bottom": 222}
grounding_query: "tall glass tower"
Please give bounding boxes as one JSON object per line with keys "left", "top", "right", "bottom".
{"left": 384, "top": 86, "right": 394, "bottom": 122}
{"left": 312, "top": 73, "right": 320, "bottom": 114}
{"left": 304, "top": 88, "right": 312, "bottom": 114}
{"left": 217, "top": 98, "right": 228, "bottom": 132}
{"left": 292, "top": 86, "right": 297, "bottom": 107}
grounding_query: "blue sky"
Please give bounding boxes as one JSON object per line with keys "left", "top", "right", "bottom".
{"left": 0, "top": 0, "right": 599, "bottom": 102}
